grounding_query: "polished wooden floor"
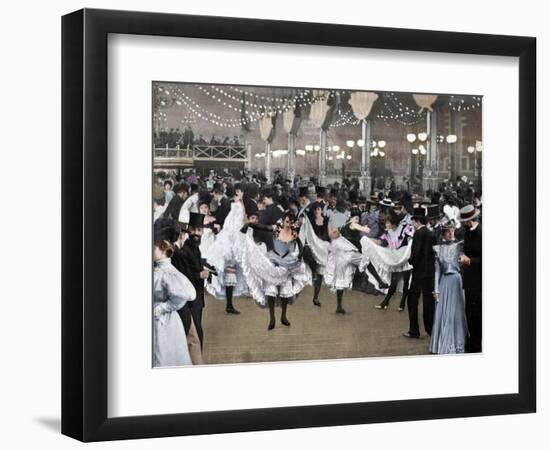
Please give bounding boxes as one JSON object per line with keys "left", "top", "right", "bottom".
{"left": 202, "top": 285, "right": 430, "bottom": 365}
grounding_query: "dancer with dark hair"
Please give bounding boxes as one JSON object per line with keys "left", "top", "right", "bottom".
{"left": 324, "top": 213, "right": 371, "bottom": 314}
{"left": 241, "top": 210, "right": 310, "bottom": 330}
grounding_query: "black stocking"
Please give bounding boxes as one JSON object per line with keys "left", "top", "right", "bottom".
{"left": 313, "top": 275, "right": 323, "bottom": 306}
{"left": 225, "top": 285, "right": 234, "bottom": 309}
{"left": 280, "top": 297, "right": 291, "bottom": 326}
{"left": 267, "top": 296, "right": 276, "bottom": 330}
{"left": 336, "top": 289, "right": 346, "bottom": 314}
{"left": 368, "top": 262, "right": 388, "bottom": 288}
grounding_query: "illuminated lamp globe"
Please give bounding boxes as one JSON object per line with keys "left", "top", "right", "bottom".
{"left": 357, "top": 139, "right": 365, "bottom": 147}
{"left": 411, "top": 148, "right": 419, "bottom": 155}
{"left": 378, "top": 140, "right": 386, "bottom": 148}
{"left": 332, "top": 145, "right": 340, "bottom": 151}
{"left": 446, "top": 134, "right": 458, "bottom": 144}
{"left": 467, "top": 146, "right": 475, "bottom": 154}
{"left": 406, "top": 133, "right": 417, "bottom": 143}
{"left": 314, "top": 145, "right": 321, "bottom": 151}
{"left": 346, "top": 140, "right": 355, "bottom": 148}
{"left": 420, "top": 148, "right": 427, "bottom": 155}
{"left": 346, "top": 155, "right": 352, "bottom": 160}
{"left": 417, "top": 132, "right": 428, "bottom": 142}
{"left": 305, "top": 144, "right": 313, "bottom": 151}
{"left": 379, "top": 151, "right": 385, "bottom": 157}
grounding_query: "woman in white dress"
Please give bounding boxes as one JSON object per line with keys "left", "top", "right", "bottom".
{"left": 324, "top": 213, "right": 371, "bottom": 314}
{"left": 203, "top": 187, "right": 248, "bottom": 314}
{"left": 241, "top": 210, "right": 311, "bottom": 330}
{"left": 153, "top": 240, "right": 196, "bottom": 367}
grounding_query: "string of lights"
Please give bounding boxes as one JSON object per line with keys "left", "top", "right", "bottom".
{"left": 448, "top": 95, "right": 482, "bottom": 112}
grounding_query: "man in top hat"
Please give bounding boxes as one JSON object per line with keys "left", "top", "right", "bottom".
{"left": 404, "top": 206, "right": 437, "bottom": 339}
{"left": 256, "top": 186, "right": 283, "bottom": 251}
{"left": 296, "top": 186, "right": 313, "bottom": 220}
{"left": 212, "top": 183, "right": 231, "bottom": 230}
{"left": 459, "top": 204, "right": 482, "bottom": 353}
{"left": 174, "top": 212, "right": 209, "bottom": 348}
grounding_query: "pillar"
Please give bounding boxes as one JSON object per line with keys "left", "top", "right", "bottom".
{"left": 359, "top": 119, "right": 372, "bottom": 196}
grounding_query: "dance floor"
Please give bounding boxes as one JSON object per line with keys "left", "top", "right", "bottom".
{"left": 202, "top": 286, "right": 430, "bottom": 365}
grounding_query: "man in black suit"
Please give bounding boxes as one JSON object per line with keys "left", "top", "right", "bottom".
{"left": 459, "top": 205, "right": 482, "bottom": 353}
{"left": 173, "top": 212, "right": 208, "bottom": 348}
{"left": 163, "top": 182, "right": 189, "bottom": 221}
{"left": 404, "top": 207, "right": 436, "bottom": 338}
{"left": 212, "top": 183, "right": 232, "bottom": 230}
{"left": 256, "top": 186, "right": 282, "bottom": 251}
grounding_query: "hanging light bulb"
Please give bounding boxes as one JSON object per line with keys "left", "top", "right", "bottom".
{"left": 357, "top": 139, "right": 365, "bottom": 147}
{"left": 346, "top": 140, "right": 355, "bottom": 148}
{"left": 411, "top": 148, "right": 419, "bottom": 155}
{"left": 378, "top": 140, "right": 386, "bottom": 148}
{"left": 407, "top": 133, "right": 417, "bottom": 143}
{"left": 417, "top": 132, "right": 428, "bottom": 142}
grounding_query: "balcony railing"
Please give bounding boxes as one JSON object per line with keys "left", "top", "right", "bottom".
{"left": 193, "top": 144, "right": 246, "bottom": 160}
{"left": 153, "top": 147, "right": 193, "bottom": 159}
{"left": 153, "top": 144, "right": 246, "bottom": 161}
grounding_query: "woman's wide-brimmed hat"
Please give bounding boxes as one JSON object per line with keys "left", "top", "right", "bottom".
{"left": 459, "top": 204, "right": 480, "bottom": 222}
{"left": 440, "top": 216, "right": 459, "bottom": 229}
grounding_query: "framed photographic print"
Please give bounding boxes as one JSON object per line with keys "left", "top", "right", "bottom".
{"left": 61, "top": 8, "right": 536, "bottom": 442}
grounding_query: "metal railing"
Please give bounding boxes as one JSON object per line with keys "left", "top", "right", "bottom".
{"left": 153, "top": 147, "right": 193, "bottom": 159}
{"left": 153, "top": 144, "right": 246, "bottom": 161}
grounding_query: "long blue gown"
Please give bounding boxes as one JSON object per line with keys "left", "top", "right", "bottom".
{"left": 429, "top": 240, "right": 469, "bottom": 354}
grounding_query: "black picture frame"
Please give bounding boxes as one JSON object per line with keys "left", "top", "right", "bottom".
{"left": 61, "top": 8, "right": 536, "bottom": 442}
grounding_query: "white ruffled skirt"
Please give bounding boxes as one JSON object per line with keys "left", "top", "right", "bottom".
{"left": 324, "top": 237, "right": 365, "bottom": 291}
{"left": 241, "top": 231, "right": 311, "bottom": 307}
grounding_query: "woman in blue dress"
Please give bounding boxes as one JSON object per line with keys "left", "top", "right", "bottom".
{"left": 429, "top": 220, "right": 468, "bottom": 354}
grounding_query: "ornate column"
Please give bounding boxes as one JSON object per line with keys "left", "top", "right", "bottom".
{"left": 245, "top": 142, "right": 252, "bottom": 172}
{"left": 360, "top": 119, "right": 372, "bottom": 195}
{"left": 426, "top": 110, "right": 438, "bottom": 191}
{"left": 413, "top": 94, "right": 438, "bottom": 193}
{"left": 283, "top": 107, "right": 301, "bottom": 186}
{"left": 259, "top": 116, "right": 275, "bottom": 184}
{"left": 265, "top": 142, "right": 272, "bottom": 183}
{"left": 319, "top": 129, "right": 327, "bottom": 186}
{"left": 310, "top": 90, "right": 330, "bottom": 186}
{"left": 349, "top": 91, "right": 379, "bottom": 196}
